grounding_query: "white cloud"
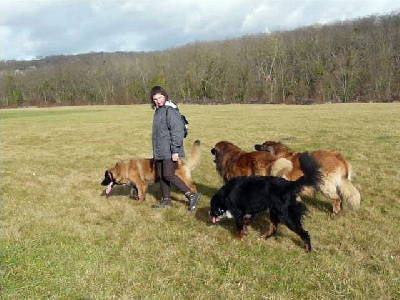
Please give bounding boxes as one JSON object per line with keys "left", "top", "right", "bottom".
{"left": 1, "top": 0, "right": 399, "bottom": 61}
{"left": 241, "top": 4, "right": 270, "bottom": 32}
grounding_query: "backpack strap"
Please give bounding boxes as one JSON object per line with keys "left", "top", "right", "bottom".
{"left": 165, "top": 106, "right": 171, "bottom": 129}
{"left": 165, "top": 106, "right": 188, "bottom": 137}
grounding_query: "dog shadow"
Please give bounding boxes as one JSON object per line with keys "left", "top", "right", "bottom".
{"left": 194, "top": 205, "right": 268, "bottom": 234}
{"left": 195, "top": 207, "right": 268, "bottom": 238}
{"left": 99, "top": 182, "right": 219, "bottom": 204}
{"left": 195, "top": 207, "right": 310, "bottom": 249}
{"left": 165, "top": 182, "right": 220, "bottom": 206}
{"left": 99, "top": 186, "right": 131, "bottom": 198}
{"left": 301, "top": 196, "right": 332, "bottom": 214}
{"left": 99, "top": 184, "right": 162, "bottom": 201}
{"left": 195, "top": 206, "right": 236, "bottom": 232}
{"left": 196, "top": 182, "right": 220, "bottom": 198}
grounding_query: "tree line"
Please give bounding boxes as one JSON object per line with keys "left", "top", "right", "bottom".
{"left": 1, "top": 12, "right": 399, "bottom": 107}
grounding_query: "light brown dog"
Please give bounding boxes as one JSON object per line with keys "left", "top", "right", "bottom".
{"left": 254, "top": 141, "right": 361, "bottom": 216}
{"left": 211, "top": 141, "right": 293, "bottom": 183}
{"left": 101, "top": 140, "right": 201, "bottom": 202}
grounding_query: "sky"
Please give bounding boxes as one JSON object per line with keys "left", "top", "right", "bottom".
{"left": 1, "top": 0, "right": 399, "bottom": 61}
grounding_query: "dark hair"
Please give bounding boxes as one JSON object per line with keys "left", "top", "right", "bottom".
{"left": 150, "top": 86, "right": 168, "bottom": 109}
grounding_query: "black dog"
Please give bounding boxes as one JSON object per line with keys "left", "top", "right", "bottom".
{"left": 209, "top": 152, "right": 321, "bottom": 252}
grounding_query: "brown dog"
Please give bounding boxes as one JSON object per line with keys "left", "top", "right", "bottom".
{"left": 211, "top": 141, "right": 293, "bottom": 183}
{"left": 101, "top": 140, "right": 201, "bottom": 202}
{"left": 254, "top": 141, "right": 361, "bottom": 216}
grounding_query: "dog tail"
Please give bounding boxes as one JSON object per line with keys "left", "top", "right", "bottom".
{"left": 338, "top": 179, "right": 361, "bottom": 210}
{"left": 186, "top": 140, "right": 202, "bottom": 170}
{"left": 335, "top": 152, "right": 361, "bottom": 210}
{"left": 292, "top": 152, "right": 322, "bottom": 192}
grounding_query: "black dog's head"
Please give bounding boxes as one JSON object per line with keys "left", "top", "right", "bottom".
{"left": 209, "top": 191, "right": 232, "bottom": 224}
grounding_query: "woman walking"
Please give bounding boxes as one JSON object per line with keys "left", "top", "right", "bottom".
{"left": 150, "top": 85, "right": 201, "bottom": 210}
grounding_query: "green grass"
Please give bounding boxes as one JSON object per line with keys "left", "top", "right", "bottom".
{"left": 1, "top": 104, "right": 400, "bottom": 299}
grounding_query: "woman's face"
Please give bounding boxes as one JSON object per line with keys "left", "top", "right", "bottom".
{"left": 152, "top": 93, "right": 166, "bottom": 108}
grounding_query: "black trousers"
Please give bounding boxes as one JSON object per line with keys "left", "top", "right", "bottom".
{"left": 155, "top": 159, "right": 190, "bottom": 199}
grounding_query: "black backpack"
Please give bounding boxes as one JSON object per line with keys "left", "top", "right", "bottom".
{"left": 166, "top": 105, "right": 189, "bottom": 138}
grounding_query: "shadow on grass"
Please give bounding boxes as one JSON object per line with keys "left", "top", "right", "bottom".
{"left": 99, "top": 181, "right": 333, "bottom": 219}
{"left": 98, "top": 181, "right": 220, "bottom": 204}
{"left": 99, "top": 185, "right": 131, "bottom": 198}
{"left": 195, "top": 207, "right": 272, "bottom": 233}
{"left": 98, "top": 184, "right": 162, "bottom": 202}
{"left": 195, "top": 206, "right": 236, "bottom": 233}
{"left": 301, "top": 195, "right": 332, "bottom": 214}
{"left": 195, "top": 182, "right": 220, "bottom": 199}
{"left": 99, "top": 182, "right": 315, "bottom": 250}
{"left": 194, "top": 207, "right": 308, "bottom": 249}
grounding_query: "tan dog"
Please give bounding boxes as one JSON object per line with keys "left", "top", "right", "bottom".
{"left": 101, "top": 140, "right": 201, "bottom": 202}
{"left": 254, "top": 141, "right": 361, "bottom": 216}
{"left": 211, "top": 141, "right": 293, "bottom": 183}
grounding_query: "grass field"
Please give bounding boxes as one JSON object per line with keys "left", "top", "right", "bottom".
{"left": 1, "top": 103, "right": 400, "bottom": 299}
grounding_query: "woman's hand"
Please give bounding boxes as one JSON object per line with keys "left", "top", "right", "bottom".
{"left": 171, "top": 153, "right": 179, "bottom": 161}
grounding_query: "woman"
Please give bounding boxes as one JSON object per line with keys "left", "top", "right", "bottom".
{"left": 150, "top": 85, "right": 201, "bottom": 210}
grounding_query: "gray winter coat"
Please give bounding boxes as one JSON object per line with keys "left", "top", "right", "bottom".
{"left": 152, "top": 103, "right": 186, "bottom": 160}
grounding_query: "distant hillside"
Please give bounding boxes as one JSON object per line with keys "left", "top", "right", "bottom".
{"left": 1, "top": 12, "right": 399, "bottom": 107}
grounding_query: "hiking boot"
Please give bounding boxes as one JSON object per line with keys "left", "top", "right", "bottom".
{"left": 185, "top": 192, "right": 202, "bottom": 211}
{"left": 151, "top": 198, "right": 173, "bottom": 209}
